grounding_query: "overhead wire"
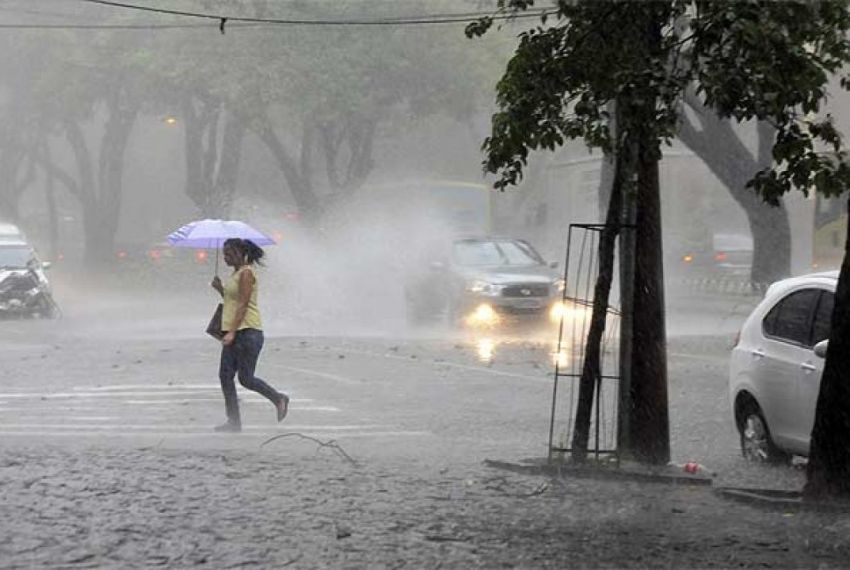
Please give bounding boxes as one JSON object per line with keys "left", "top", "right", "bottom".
{"left": 75, "top": 0, "right": 552, "bottom": 27}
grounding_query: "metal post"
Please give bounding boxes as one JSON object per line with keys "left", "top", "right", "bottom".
{"left": 548, "top": 225, "right": 573, "bottom": 462}
{"left": 617, "top": 181, "right": 637, "bottom": 459}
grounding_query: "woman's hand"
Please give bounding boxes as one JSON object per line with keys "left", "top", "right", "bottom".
{"left": 211, "top": 276, "right": 223, "bottom": 295}
{"left": 222, "top": 331, "right": 236, "bottom": 346}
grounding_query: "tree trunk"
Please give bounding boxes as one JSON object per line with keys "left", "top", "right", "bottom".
{"left": 81, "top": 199, "right": 116, "bottom": 266}
{"left": 0, "top": 148, "right": 32, "bottom": 223}
{"left": 182, "top": 98, "right": 246, "bottom": 219}
{"left": 804, "top": 194, "right": 850, "bottom": 498}
{"left": 254, "top": 119, "right": 322, "bottom": 225}
{"left": 628, "top": 133, "right": 670, "bottom": 465}
{"left": 678, "top": 99, "right": 791, "bottom": 287}
{"left": 209, "top": 112, "right": 246, "bottom": 218}
{"left": 64, "top": 92, "right": 138, "bottom": 268}
{"left": 42, "top": 142, "right": 59, "bottom": 261}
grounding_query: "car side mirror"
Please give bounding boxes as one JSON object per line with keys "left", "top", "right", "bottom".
{"left": 42, "top": 261, "right": 52, "bottom": 270}
{"left": 814, "top": 340, "right": 829, "bottom": 359}
{"left": 549, "top": 261, "right": 559, "bottom": 269}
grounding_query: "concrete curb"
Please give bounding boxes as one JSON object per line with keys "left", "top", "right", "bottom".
{"left": 484, "top": 458, "right": 713, "bottom": 486}
{"left": 715, "top": 487, "right": 850, "bottom": 513}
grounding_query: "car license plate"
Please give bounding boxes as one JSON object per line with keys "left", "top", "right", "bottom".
{"left": 514, "top": 299, "right": 542, "bottom": 309}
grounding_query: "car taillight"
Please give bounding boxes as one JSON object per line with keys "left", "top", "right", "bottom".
{"left": 714, "top": 252, "right": 728, "bottom": 262}
{"left": 682, "top": 254, "right": 694, "bottom": 263}
{"left": 148, "top": 249, "right": 161, "bottom": 261}
{"left": 195, "top": 250, "right": 209, "bottom": 263}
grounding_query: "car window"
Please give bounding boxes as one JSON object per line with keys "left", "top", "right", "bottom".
{"left": 764, "top": 288, "right": 821, "bottom": 346}
{"left": 453, "top": 241, "right": 503, "bottom": 266}
{"left": 812, "top": 291, "right": 835, "bottom": 345}
{"left": 0, "top": 246, "right": 33, "bottom": 268}
{"left": 497, "top": 241, "right": 542, "bottom": 266}
{"left": 762, "top": 303, "right": 780, "bottom": 336}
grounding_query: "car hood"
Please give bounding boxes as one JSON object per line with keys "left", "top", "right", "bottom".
{"left": 0, "top": 268, "right": 28, "bottom": 280}
{"left": 457, "top": 265, "right": 556, "bottom": 284}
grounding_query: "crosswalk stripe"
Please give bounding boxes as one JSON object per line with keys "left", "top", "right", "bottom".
{"left": 0, "top": 423, "right": 389, "bottom": 430}
{"left": 0, "top": 430, "right": 432, "bottom": 438}
{"left": 0, "top": 392, "right": 313, "bottom": 400}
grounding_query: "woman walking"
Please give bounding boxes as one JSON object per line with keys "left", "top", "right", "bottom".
{"left": 211, "top": 238, "right": 289, "bottom": 432}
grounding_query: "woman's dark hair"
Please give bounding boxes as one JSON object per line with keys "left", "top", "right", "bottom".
{"left": 223, "top": 238, "right": 265, "bottom": 266}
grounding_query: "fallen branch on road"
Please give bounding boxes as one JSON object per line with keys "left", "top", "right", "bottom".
{"left": 260, "top": 432, "right": 358, "bottom": 466}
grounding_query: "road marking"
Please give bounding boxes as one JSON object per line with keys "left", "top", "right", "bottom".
{"left": 0, "top": 423, "right": 389, "bottom": 431}
{"left": 72, "top": 384, "right": 224, "bottom": 391}
{"left": 0, "top": 429, "right": 432, "bottom": 439}
{"left": 279, "top": 346, "right": 551, "bottom": 383}
{"left": 0, "top": 392, "right": 313, "bottom": 400}
{"left": 122, "top": 400, "right": 339, "bottom": 411}
{"left": 51, "top": 416, "right": 117, "bottom": 421}
{"left": 270, "top": 364, "right": 360, "bottom": 385}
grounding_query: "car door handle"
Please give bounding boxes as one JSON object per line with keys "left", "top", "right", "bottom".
{"left": 751, "top": 349, "right": 765, "bottom": 359}
{"left": 801, "top": 362, "right": 817, "bottom": 372}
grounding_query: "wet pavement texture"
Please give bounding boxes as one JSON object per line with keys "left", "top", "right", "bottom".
{"left": 1, "top": 291, "right": 845, "bottom": 568}
{"left": 2, "top": 444, "right": 849, "bottom": 569}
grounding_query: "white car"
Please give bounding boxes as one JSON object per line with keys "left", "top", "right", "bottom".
{"left": 729, "top": 270, "right": 836, "bottom": 462}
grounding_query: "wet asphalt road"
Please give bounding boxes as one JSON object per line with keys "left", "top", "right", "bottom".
{"left": 0, "top": 289, "right": 820, "bottom": 567}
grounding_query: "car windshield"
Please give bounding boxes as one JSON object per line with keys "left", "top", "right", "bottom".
{"left": 452, "top": 239, "right": 542, "bottom": 267}
{"left": 0, "top": 246, "right": 33, "bottom": 268}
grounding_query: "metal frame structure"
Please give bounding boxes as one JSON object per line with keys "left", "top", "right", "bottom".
{"left": 548, "top": 223, "right": 624, "bottom": 463}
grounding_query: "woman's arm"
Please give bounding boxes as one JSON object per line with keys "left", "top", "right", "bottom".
{"left": 211, "top": 276, "right": 224, "bottom": 297}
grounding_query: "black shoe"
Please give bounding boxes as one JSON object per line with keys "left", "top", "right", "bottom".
{"left": 214, "top": 421, "right": 241, "bottom": 433}
{"left": 276, "top": 394, "right": 290, "bottom": 422}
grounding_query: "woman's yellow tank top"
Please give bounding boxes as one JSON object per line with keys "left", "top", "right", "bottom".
{"left": 222, "top": 265, "right": 263, "bottom": 331}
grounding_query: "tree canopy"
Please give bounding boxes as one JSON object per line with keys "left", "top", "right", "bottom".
{"left": 0, "top": 0, "right": 515, "bottom": 259}
{"left": 469, "top": 1, "right": 850, "bottom": 200}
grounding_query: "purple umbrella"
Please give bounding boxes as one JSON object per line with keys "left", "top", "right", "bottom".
{"left": 167, "top": 219, "right": 276, "bottom": 274}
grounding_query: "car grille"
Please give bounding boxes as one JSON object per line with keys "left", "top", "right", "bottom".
{"left": 501, "top": 306, "right": 546, "bottom": 315}
{"left": 501, "top": 284, "right": 550, "bottom": 298}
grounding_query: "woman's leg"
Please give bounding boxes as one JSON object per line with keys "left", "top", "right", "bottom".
{"left": 218, "top": 343, "right": 241, "bottom": 428}
{"left": 234, "top": 329, "right": 283, "bottom": 405}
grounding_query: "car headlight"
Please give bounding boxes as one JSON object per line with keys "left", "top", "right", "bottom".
{"left": 553, "top": 278, "right": 566, "bottom": 293}
{"left": 466, "top": 280, "right": 502, "bottom": 295}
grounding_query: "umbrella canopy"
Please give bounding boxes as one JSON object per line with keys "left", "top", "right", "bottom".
{"left": 167, "top": 219, "right": 275, "bottom": 249}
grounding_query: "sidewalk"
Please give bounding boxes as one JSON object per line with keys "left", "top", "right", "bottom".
{"left": 2, "top": 441, "right": 848, "bottom": 569}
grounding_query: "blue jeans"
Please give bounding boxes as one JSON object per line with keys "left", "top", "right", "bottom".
{"left": 219, "top": 329, "right": 281, "bottom": 426}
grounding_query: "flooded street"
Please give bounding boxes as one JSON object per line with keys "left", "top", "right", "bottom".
{"left": 2, "top": 288, "right": 838, "bottom": 568}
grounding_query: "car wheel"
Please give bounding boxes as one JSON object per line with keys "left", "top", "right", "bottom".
{"left": 738, "top": 404, "right": 789, "bottom": 464}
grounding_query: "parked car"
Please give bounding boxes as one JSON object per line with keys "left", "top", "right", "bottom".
{"left": 405, "top": 236, "right": 565, "bottom": 328}
{"left": 728, "top": 270, "right": 836, "bottom": 462}
{"left": 673, "top": 232, "right": 753, "bottom": 277}
{"left": 0, "top": 238, "right": 58, "bottom": 318}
